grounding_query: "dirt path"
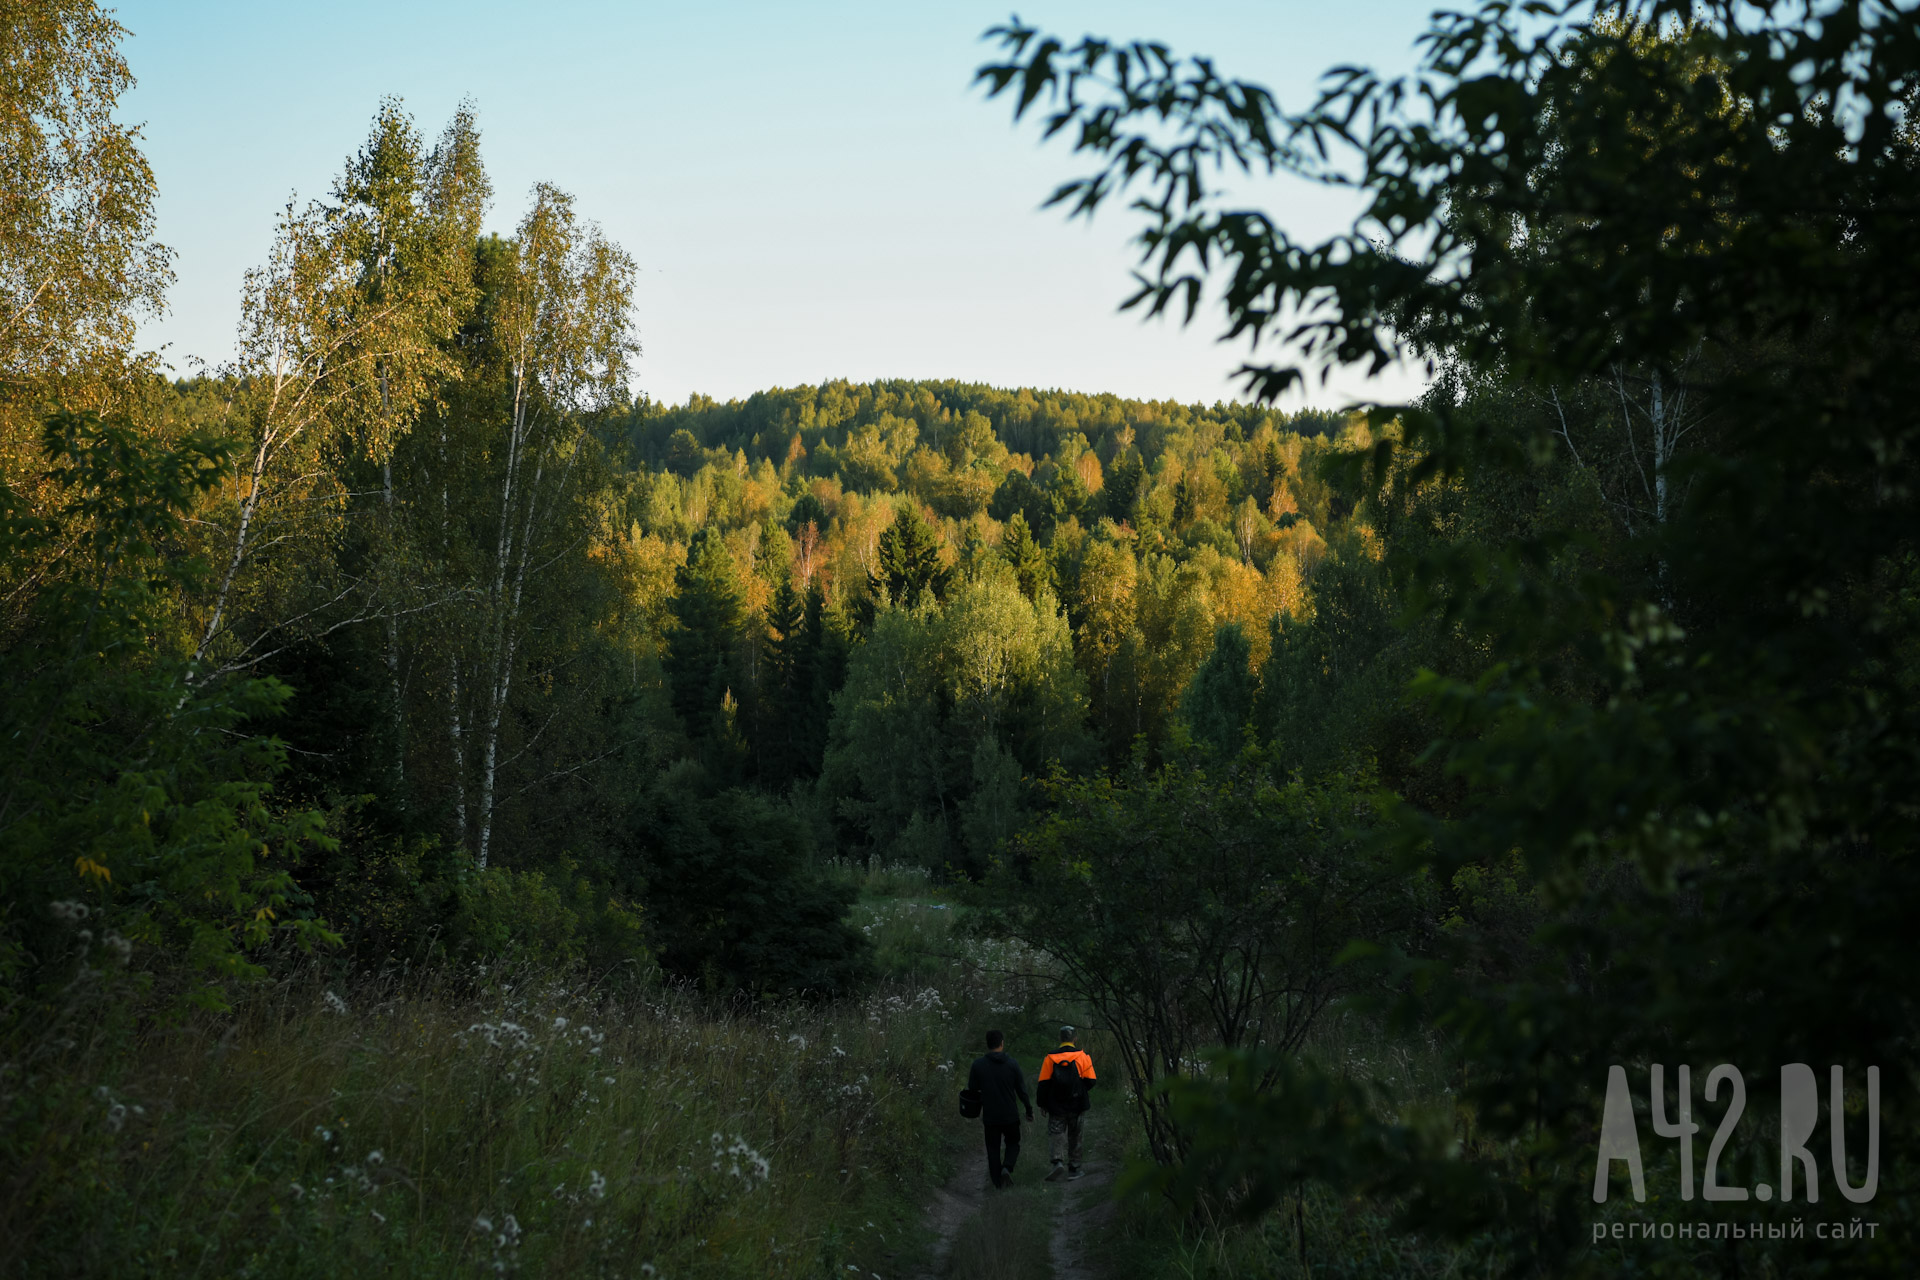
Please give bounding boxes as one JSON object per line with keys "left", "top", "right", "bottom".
{"left": 911, "top": 1119, "right": 1120, "bottom": 1280}
{"left": 1046, "top": 1156, "right": 1118, "bottom": 1280}
{"left": 910, "top": 1140, "right": 992, "bottom": 1280}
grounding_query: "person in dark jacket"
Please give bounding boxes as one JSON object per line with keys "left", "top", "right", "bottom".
{"left": 966, "top": 1029, "right": 1033, "bottom": 1188}
{"left": 1036, "top": 1025, "right": 1097, "bottom": 1180}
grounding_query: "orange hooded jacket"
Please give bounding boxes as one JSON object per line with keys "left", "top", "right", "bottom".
{"left": 1036, "top": 1043, "right": 1097, "bottom": 1114}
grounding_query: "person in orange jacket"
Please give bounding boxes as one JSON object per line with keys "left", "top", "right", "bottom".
{"left": 1035, "top": 1025, "right": 1096, "bottom": 1180}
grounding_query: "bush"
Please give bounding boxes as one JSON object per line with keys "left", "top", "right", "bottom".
{"left": 0, "top": 413, "right": 332, "bottom": 1009}
{"left": 632, "top": 771, "right": 871, "bottom": 996}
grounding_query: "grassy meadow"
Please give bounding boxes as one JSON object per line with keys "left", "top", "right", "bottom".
{"left": 0, "top": 864, "right": 1038, "bottom": 1279}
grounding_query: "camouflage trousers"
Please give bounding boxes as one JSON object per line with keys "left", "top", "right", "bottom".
{"left": 1046, "top": 1110, "right": 1084, "bottom": 1168}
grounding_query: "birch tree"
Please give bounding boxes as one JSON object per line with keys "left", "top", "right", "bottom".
{"left": 0, "top": 0, "right": 170, "bottom": 434}
{"left": 330, "top": 101, "right": 490, "bottom": 789}
{"left": 188, "top": 103, "right": 487, "bottom": 689}
{"left": 458, "top": 185, "right": 637, "bottom": 868}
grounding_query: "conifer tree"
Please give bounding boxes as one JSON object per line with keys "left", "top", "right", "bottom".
{"left": 1181, "top": 623, "right": 1255, "bottom": 756}
{"left": 796, "top": 581, "right": 842, "bottom": 780}
{"left": 1103, "top": 451, "right": 1144, "bottom": 522}
{"left": 759, "top": 576, "right": 808, "bottom": 785}
{"left": 868, "top": 502, "right": 949, "bottom": 608}
{"left": 665, "top": 529, "right": 747, "bottom": 739}
{"left": 1000, "top": 510, "right": 1051, "bottom": 600}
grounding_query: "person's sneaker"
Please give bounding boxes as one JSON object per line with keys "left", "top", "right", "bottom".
{"left": 1068, "top": 1166, "right": 1085, "bottom": 1180}
{"left": 1045, "top": 1162, "right": 1066, "bottom": 1182}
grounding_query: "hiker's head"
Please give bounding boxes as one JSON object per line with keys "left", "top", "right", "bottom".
{"left": 1059, "top": 1025, "right": 1075, "bottom": 1044}
{"left": 985, "top": 1030, "right": 1005, "bottom": 1050}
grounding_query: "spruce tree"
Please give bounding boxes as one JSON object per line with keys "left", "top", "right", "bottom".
{"left": 1181, "top": 623, "right": 1255, "bottom": 757}
{"left": 760, "top": 577, "right": 808, "bottom": 785}
{"left": 1000, "top": 511, "right": 1051, "bottom": 600}
{"left": 868, "top": 503, "right": 950, "bottom": 608}
{"left": 664, "top": 529, "right": 746, "bottom": 737}
{"left": 798, "top": 582, "right": 846, "bottom": 780}
{"left": 1103, "top": 451, "right": 1144, "bottom": 522}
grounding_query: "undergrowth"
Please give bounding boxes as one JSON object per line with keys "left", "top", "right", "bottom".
{"left": 0, "top": 883, "right": 1027, "bottom": 1278}
{"left": 1091, "top": 1010, "right": 1478, "bottom": 1280}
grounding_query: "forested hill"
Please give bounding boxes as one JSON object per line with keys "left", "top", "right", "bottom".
{"left": 74, "top": 360, "right": 1382, "bottom": 1000}
{"left": 606, "top": 376, "right": 1381, "bottom": 863}
{"left": 15, "top": 0, "right": 1920, "bottom": 1270}
{"left": 619, "top": 376, "right": 1366, "bottom": 767}
{"left": 631, "top": 379, "right": 1340, "bottom": 477}
{"left": 0, "top": 58, "right": 1383, "bottom": 1012}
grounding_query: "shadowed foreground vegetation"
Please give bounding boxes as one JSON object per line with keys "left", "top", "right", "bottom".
{"left": 1, "top": 869, "right": 1018, "bottom": 1279}
{"left": 7, "top": 1, "right": 1920, "bottom": 1276}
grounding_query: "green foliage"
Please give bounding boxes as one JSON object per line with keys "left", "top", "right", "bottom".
{"left": 665, "top": 527, "right": 750, "bottom": 743}
{"left": 0, "top": 414, "right": 333, "bottom": 1003}
{"left": 999, "top": 510, "right": 1051, "bottom": 600}
{"left": 1181, "top": 623, "right": 1255, "bottom": 756}
{"left": 983, "top": 0, "right": 1920, "bottom": 1268}
{"left": 631, "top": 769, "right": 871, "bottom": 996}
{"left": 0, "top": 0, "right": 170, "bottom": 401}
{"left": 991, "top": 762, "right": 1411, "bottom": 1166}
{"left": 868, "top": 501, "right": 950, "bottom": 609}
{"left": 823, "top": 574, "right": 1092, "bottom": 870}
{"left": 1255, "top": 538, "right": 1404, "bottom": 777}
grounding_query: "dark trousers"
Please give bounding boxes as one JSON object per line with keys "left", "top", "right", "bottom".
{"left": 983, "top": 1120, "right": 1021, "bottom": 1185}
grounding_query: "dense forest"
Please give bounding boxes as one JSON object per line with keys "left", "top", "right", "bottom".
{"left": 5, "top": 0, "right": 1919, "bottom": 1276}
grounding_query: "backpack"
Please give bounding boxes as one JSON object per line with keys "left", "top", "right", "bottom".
{"left": 958, "top": 1088, "right": 982, "bottom": 1119}
{"left": 1049, "top": 1054, "right": 1087, "bottom": 1113}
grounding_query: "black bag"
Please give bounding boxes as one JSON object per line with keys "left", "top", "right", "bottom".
{"left": 1050, "top": 1056, "right": 1087, "bottom": 1113}
{"left": 958, "top": 1088, "right": 982, "bottom": 1119}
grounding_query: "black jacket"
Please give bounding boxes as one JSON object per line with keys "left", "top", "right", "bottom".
{"left": 966, "top": 1050, "right": 1032, "bottom": 1125}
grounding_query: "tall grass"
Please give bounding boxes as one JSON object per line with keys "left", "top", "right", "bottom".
{"left": 821, "top": 855, "right": 937, "bottom": 900}
{"left": 0, "top": 894, "right": 1030, "bottom": 1278}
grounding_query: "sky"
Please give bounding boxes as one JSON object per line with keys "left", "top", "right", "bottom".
{"left": 116, "top": 1, "right": 1442, "bottom": 412}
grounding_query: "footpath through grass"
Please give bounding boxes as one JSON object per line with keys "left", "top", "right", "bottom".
{"left": 0, "top": 860, "right": 1038, "bottom": 1279}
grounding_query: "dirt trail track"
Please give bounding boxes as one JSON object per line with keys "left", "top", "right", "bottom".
{"left": 1046, "top": 1161, "right": 1117, "bottom": 1280}
{"left": 911, "top": 1132, "right": 1117, "bottom": 1280}
{"left": 911, "top": 1154, "right": 992, "bottom": 1279}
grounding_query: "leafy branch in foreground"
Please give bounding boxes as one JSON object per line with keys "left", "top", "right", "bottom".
{"left": 980, "top": 1, "right": 1920, "bottom": 403}
{"left": 984, "top": 1, "right": 1920, "bottom": 1270}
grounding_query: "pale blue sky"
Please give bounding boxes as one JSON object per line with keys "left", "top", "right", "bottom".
{"left": 117, "top": 1, "right": 1440, "bottom": 410}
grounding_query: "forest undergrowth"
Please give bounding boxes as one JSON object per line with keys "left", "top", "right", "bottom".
{"left": 0, "top": 864, "right": 1035, "bottom": 1279}
{"left": 1089, "top": 1012, "right": 1477, "bottom": 1280}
